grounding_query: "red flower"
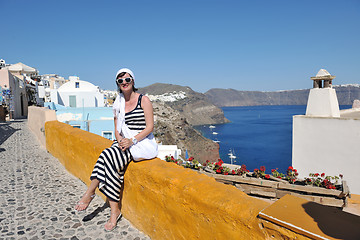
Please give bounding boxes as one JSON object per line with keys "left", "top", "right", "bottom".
{"left": 254, "top": 168, "right": 259, "bottom": 172}
{"left": 203, "top": 163, "right": 206, "bottom": 166}
{"left": 175, "top": 161, "right": 178, "bottom": 164}
{"left": 277, "top": 176, "right": 282, "bottom": 179}
{"left": 265, "top": 174, "right": 270, "bottom": 179}
{"left": 321, "top": 173, "right": 325, "bottom": 177}
{"left": 260, "top": 166, "right": 266, "bottom": 172}
{"left": 271, "top": 169, "right": 275, "bottom": 173}
{"left": 206, "top": 160, "right": 210, "bottom": 163}
{"left": 188, "top": 157, "right": 194, "bottom": 161}
{"left": 224, "top": 172, "right": 229, "bottom": 175}
{"left": 294, "top": 169, "right": 297, "bottom": 173}
{"left": 288, "top": 166, "right": 293, "bottom": 170}
{"left": 232, "top": 170, "right": 236, "bottom": 174}
{"left": 171, "top": 156, "right": 174, "bottom": 160}
{"left": 339, "top": 174, "right": 343, "bottom": 178}
{"left": 315, "top": 173, "right": 319, "bottom": 177}
{"left": 216, "top": 169, "right": 222, "bottom": 173}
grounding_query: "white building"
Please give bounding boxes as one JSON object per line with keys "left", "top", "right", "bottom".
{"left": 39, "top": 74, "right": 68, "bottom": 102}
{"left": 5, "top": 62, "right": 39, "bottom": 78}
{"left": 157, "top": 145, "right": 182, "bottom": 160}
{"left": 40, "top": 74, "right": 67, "bottom": 90}
{"left": 292, "top": 69, "right": 360, "bottom": 194}
{"left": 50, "top": 76, "right": 104, "bottom": 107}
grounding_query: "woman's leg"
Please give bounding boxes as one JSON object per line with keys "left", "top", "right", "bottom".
{"left": 104, "top": 199, "right": 122, "bottom": 231}
{"left": 75, "top": 178, "right": 99, "bottom": 211}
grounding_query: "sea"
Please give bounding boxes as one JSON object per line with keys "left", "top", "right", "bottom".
{"left": 194, "top": 105, "right": 351, "bottom": 174}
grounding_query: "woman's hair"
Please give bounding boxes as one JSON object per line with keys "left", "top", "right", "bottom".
{"left": 116, "top": 72, "right": 138, "bottom": 93}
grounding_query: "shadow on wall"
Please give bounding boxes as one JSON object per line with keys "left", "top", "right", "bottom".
{"left": 302, "top": 201, "right": 360, "bottom": 239}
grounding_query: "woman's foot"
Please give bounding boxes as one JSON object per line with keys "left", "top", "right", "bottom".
{"left": 75, "top": 192, "right": 96, "bottom": 211}
{"left": 104, "top": 211, "right": 122, "bottom": 232}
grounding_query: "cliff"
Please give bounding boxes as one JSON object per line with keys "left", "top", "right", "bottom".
{"left": 138, "top": 83, "right": 224, "bottom": 163}
{"left": 152, "top": 101, "right": 219, "bottom": 163}
{"left": 205, "top": 84, "right": 360, "bottom": 107}
{"left": 139, "top": 83, "right": 230, "bottom": 125}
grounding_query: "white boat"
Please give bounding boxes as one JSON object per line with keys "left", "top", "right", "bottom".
{"left": 209, "top": 125, "right": 216, "bottom": 129}
{"left": 228, "top": 149, "right": 237, "bottom": 164}
{"left": 212, "top": 132, "right": 218, "bottom": 135}
{"left": 213, "top": 140, "right": 220, "bottom": 143}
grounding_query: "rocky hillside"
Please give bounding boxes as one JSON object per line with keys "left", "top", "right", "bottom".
{"left": 139, "top": 83, "right": 229, "bottom": 125}
{"left": 205, "top": 84, "right": 360, "bottom": 107}
{"left": 152, "top": 101, "right": 219, "bottom": 163}
{"left": 335, "top": 85, "right": 360, "bottom": 105}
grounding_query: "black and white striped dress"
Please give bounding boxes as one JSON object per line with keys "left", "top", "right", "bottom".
{"left": 90, "top": 94, "right": 146, "bottom": 202}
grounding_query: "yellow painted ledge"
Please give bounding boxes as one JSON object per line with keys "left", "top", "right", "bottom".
{"left": 349, "top": 194, "right": 360, "bottom": 205}
{"left": 45, "top": 120, "right": 310, "bottom": 240}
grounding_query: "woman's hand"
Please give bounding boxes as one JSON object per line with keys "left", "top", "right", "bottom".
{"left": 119, "top": 138, "right": 133, "bottom": 151}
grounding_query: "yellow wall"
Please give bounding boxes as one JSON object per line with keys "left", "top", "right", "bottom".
{"left": 45, "top": 120, "right": 310, "bottom": 240}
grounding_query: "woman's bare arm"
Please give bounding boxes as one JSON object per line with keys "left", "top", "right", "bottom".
{"left": 114, "top": 116, "right": 124, "bottom": 144}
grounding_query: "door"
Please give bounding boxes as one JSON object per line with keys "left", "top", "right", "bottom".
{"left": 69, "top": 95, "right": 77, "bottom": 107}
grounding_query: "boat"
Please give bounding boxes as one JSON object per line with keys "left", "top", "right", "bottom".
{"left": 209, "top": 125, "right": 216, "bottom": 129}
{"left": 228, "top": 149, "right": 237, "bottom": 164}
{"left": 212, "top": 132, "right": 218, "bottom": 135}
{"left": 213, "top": 140, "right": 220, "bottom": 143}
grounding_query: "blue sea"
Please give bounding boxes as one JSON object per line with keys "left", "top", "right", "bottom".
{"left": 195, "top": 105, "right": 351, "bottom": 174}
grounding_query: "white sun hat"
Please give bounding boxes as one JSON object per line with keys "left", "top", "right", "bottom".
{"left": 115, "top": 68, "right": 135, "bottom": 80}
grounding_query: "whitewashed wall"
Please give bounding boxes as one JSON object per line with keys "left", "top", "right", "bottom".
{"left": 51, "top": 79, "right": 104, "bottom": 107}
{"left": 292, "top": 115, "right": 360, "bottom": 194}
{"left": 157, "top": 145, "right": 182, "bottom": 160}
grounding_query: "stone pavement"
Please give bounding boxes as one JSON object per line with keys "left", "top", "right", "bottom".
{"left": 0, "top": 120, "right": 150, "bottom": 240}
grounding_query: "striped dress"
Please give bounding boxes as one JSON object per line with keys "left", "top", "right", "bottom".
{"left": 90, "top": 94, "right": 146, "bottom": 202}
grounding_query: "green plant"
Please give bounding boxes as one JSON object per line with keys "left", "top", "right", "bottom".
{"left": 271, "top": 168, "right": 284, "bottom": 179}
{"left": 165, "top": 155, "right": 181, "bottom": 165}
{"left": 307, "top": 173, "right": 341, "bottom": 189}
{"left": 285, "top": 166, "right": 298, "bottom": 184}
{"left": 235, "top": 164, "right": 249, "bottom": 176}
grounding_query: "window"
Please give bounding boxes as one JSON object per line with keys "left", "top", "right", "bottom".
{"left": 102, "top": 131, "right": 113, "bottom": 140}
{"left": 75, "top": 82, "right": 79, "bottom": 88}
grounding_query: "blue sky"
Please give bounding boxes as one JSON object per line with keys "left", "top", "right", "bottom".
{"left": 1, "top": 0, "right": 359, "bottom": 93}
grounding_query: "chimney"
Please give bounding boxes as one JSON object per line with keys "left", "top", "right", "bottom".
{"left": 305, "top": 69, "right": 340, "bottom": 117}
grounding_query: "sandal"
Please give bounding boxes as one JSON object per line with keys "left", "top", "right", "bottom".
{"left": 104, "top": 212, "right": 122, "bottom": 232}
{"left": 75, "top": 193, "right": 96, "bottom": 211}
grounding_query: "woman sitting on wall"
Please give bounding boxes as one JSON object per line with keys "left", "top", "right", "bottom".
{"left": 75, "top": 68, "right": 158, "bottom": 231}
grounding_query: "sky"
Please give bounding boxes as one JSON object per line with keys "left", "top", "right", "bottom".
{"left": 1, "top": 0, "right": 359, "bottom": 93}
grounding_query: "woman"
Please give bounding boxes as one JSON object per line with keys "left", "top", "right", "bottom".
{"left": 75, "top": 68, "right": 158, "bottom": 231}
